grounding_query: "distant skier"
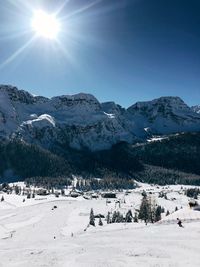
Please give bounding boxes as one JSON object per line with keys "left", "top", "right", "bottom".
{"left": 177, "top": 218, "right": 183, "bottom": 227}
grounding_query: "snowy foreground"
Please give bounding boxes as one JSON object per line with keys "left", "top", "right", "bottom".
{"left": 0, "top": 183, "right": 200, "bottom": 267}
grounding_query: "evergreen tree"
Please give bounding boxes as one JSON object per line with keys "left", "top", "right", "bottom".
{"left": 155, "top": 206, "right": 162, "bottom": 222}
{"left": 89, "top": 208, "right": 95, "bottom": 226}
{"left": 98, "top": 217, "right": 103, "bottom": 226}
{"left": 138, "top": 196, "right": 150, "bottom": 224}
{"left": 133, "top": 212, "right": 138, "bottom": 223}
{"left": 166, "top": 210, "right": 170, "bottom": 216}
{"left": 112, "top": 211, "right": 117, "bottom": 223}
{"left": 161, "top": 207, "right": 165, "bottom": 213}
{"left": 141, "top": 190, "right": 147, "bottom": 197}
{"left": 14, "top": 186, "right": 20, "bottom": 195}
{"left": 106, "top": 212, "right": 111, "bottom": 224}
{"left": 1, "top": 196, "right": 4, "bottom": 202}
{"left": 115, "top": 211, "right": 124, "bottom": 223}
{"left": 149, "top": 197, "right": 156, "bottom": 223}
{"left": 125, "top": 210, "right": 133, "bottom": 223}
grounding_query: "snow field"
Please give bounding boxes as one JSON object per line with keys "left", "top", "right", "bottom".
{"left": 0, "top": 183, "right": 200, "bottom": 266}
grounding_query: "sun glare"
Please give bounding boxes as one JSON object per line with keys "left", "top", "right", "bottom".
{"left": 31, "top": 10, "right": 60, "bottom": 40}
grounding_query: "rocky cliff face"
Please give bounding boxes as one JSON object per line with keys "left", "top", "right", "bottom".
{"left": 0, "top": 85, "right": 135, "bottom": 150}
{"left": 191, "top": 105, "right": 200, "bottom": 114}
{"left": 127, "top": 96, "right": 200, "bottom": 135}
{"left": 0, "top": 85, "right": 200, "bottom": 150}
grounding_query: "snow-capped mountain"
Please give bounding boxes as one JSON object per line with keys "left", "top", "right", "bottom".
{"left": 127, "top": 96, "right": 200, "bottom": 135}
{"left": 0, "top": 85, "right": 135, "bottom": 150}
{"left": 191, "top": 105, "right": 200, "bottom": 114}
{"left": 0, "top": 85, "right": 200, "bottom": 150}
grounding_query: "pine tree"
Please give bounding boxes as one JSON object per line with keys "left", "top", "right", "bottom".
{"left": 175, "top": 206, "right": 178, "bottom": 212}
{"left": 166, "top": 210, "right": 170, "bottom": 216}
{"left": 106, "top": 212, "right": 111, "bottom": 224}
{"left": 89, "top": 208, "right": 95, "bottom": 226}
{"left": 138, "top": 196, "right": 150, "bottom": 224}
{"left": 125, "top": 210, "right": 133, "bottom": 223}
{"left": 141, "top": 190, "right": 147, "bottom": 197}
{"left": 133, "top": 212, "right": 138, "bottom": 223}
{"left": 14, "top": 186, "right": 20, "bottom": 195}
{"left": 155, "top": 206, "right": 162, "bottom": 222}
{"left": 161, "top": 207, "right": 165, "bottom": 213}
{"left": 112, "top": 211, "right": 117, "bottom": 223}
{"left": 149, "top": 197, "right": 156, "bottom": 223}
{"left": 98, "top": 217, "right": 103, "bottom": 226}
{"left": 1, "top": 195, "right": 4, "bottom": 202}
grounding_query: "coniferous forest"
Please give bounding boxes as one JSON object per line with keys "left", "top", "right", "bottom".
{"left": 1, "top": 132, "right": 200, "bottom": 186}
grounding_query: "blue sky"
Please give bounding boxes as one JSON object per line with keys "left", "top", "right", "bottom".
{"left": 0, "top": 0, "right": 200, "bottom": 107}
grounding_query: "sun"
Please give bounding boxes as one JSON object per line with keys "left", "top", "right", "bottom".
{"left": 31, "top": 10, "right": 61, "bottom": 40}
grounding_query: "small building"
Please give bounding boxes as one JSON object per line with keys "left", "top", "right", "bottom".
{"left": 70, "top": 191, "right": 80, "bottom": 198}
{"left": 36, "top": 189, "right": 48, "bottom": 196}
{"left": 94, "top": 214, "right": 105, "bottom": 218}
{"left": 91, "top": 193, "right": 99, "bottom": 199}
{"left": 101, "top": 192, "right": 116, "bottom": 198}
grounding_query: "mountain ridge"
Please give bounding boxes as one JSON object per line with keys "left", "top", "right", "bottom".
{"left": 0, "top": 84, "right": 200, "bottom": 151}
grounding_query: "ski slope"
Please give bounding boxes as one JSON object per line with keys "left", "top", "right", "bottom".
{"left": 0, "top": 184, "right": 200, "bottom": 267}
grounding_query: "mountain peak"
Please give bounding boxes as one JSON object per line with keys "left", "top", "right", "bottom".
{"left": 0, "top": 85, "right": 200, "bottom": 150}
{"left": 51, "top": 92, "right": 98, "bottom": 102}
{"left": 128, "top": 96, "right": 190, "bottom": 113}
{"left": 191, "top": 105, "right": 200, "bottom": 114}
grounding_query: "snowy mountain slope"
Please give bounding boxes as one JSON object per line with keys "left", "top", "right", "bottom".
{"left": 0, "top": 85, "right": 200, "bottom": 150}
{"left": 0, "top": 85, "right": 136, "bottom": 150}
{"left": 191, "top": 105, "right": 200, "bottom": 114}
{"left": 128, "top": 96, "right": 200, "bottom": 135}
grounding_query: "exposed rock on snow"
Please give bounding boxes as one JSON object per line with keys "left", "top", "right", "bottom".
{"left": 191, "top": 105, "right": 200, "bottom": 114}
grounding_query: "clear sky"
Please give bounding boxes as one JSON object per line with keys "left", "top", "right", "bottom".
{"left": 0, "top": 0, "right": 199, "bottom": 107}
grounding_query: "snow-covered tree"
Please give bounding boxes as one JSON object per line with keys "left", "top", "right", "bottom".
{"left": 89, "top": 208, "right": 95, "bottom": 226}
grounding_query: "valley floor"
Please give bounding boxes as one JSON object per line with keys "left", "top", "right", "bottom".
{"left": 0, "top": 184, "right": 200, "bottom": 267}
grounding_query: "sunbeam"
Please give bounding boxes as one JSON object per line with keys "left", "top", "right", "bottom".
{"left": 0, "top": 35, "right": 36, "bottom": 70}
{"left": 60, "top": 0, "right": 102, "bottom": 21}
{"left": 54, "top": 0, "right": 71, "bottom": 16}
